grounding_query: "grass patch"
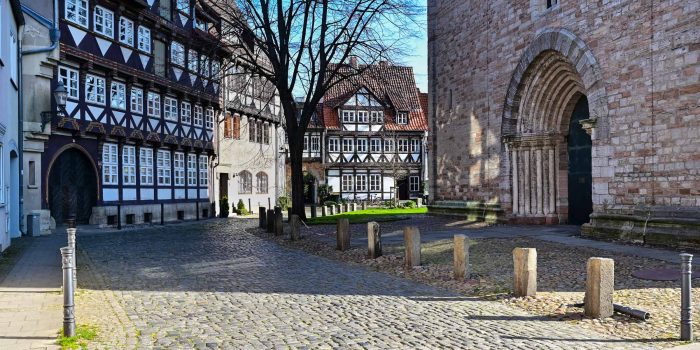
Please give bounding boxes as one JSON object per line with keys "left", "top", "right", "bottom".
{"left": 307, "top": 207, "right": 428, "bottom": 225}
{"left": 57, "top": 324, "right": 98, "bottom": 350}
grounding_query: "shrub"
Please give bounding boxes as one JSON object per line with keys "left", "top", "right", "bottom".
{"left": 236, "top": 199, "right": 249, "bottom": 216}
{"left": 219, "top": 196, "right": 230, "bottom": 218}
{"left": 383, "top": 200, "right": 397, "bottom": 209}
{"left": 404, "top": 200, "right": 416, "bottom": 208}
{"left": 277, "top": 196, "right": 291, "bottom": 210}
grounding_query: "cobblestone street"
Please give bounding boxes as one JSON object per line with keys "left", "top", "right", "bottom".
{"left": 78, "top": 219, "right": 656, "bottom": 349}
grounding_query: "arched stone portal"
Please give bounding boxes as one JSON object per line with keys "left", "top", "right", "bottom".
{"left": 502, "top": 29, "right": 606, "bottom": 224}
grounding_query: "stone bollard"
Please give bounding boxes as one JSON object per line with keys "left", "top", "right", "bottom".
{"left": 290, "top": 214, "right": 301, "bottom": 241}
{"left": 513, "top": 248, "right": 537, "bottom": 297}
{"left": 403, "top": 227, "right": 421, "bottom": 268}
{"left": 311, "top": 205, "right": 317, "bottom": 218}
{"left": 681, "top": 253, "right": 693, "bottom": 341}
{"left": 266, "top": 209, "right": 275, "bottom": 233}
{"left": 321, "top": 206, "right": 327, "bottom": 217}
{"left": 287, "top": 208, "right": 293, "bottom": 223}
{"left": 336, "top": 218, "right": 350, "bottom": 251}
{"left": 259, "top": 207, "right": 266, "bottom": 228}
{"left": 362, "top": 202, "right": 367, "bottom": 210}
{"left": 60, "top": 247, "right": 76, "bottom": 337}
{"left": 453, "top": 234, "right": 469, "bottom": 280}
{"left": 274, "top": 207, "right": 283, "bottom": 236}
{"left": 329, "top": 206, "right": 336, "bottom": 215}
{"left": 367, "top": 221, "right": 382, "bottom": 258}
{"left": 584, "top": 257, "right": 614, "bottom": 318}
{"left": 417, "top": 198, "right": 423, "bottom": 208}
{"left": 351, "top": 203, "right": 357, "bottom": 211}
{"left": 67, "top": 228, "right": 77, "bottom": 289}
{"left": 337, "top": 204, "right": 343, "bottom": 213}
{"left": 343, "top": 203, "right": 350, "bottom": 212}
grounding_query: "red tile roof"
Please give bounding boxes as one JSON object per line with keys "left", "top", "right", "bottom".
{"left": 321, "top": 63, "right": 428, "bottom": 131}
{"left": 418, "top": 90, "right": 429, "bottom": 120}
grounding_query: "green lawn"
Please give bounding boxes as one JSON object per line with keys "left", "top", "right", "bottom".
{"left": 306, "top": 207, "right": 428, "bottom": 225}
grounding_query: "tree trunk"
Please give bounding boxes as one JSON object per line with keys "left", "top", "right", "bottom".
{"left": 288, "top": 135, "right": 307, "bottom": 220}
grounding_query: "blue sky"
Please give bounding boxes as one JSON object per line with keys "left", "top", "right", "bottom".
{"left": 402, "top": 1, "right": 428, "bottom": 92}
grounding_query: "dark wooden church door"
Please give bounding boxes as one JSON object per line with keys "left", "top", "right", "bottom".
{"left": 567, "top": 96, "right": 593, "bottom": 225}
{"left": 48, "top": 148, "right": 98, "bottom": 225}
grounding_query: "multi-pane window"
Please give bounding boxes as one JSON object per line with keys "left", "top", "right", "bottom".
{"left": 328, "top": 138, "right": 339, "bottom": 152}
{"left": 157, "top": 150, "right": 171, "bottom": 186}
{"left": 137, "top": 26, "right": 151, "bottom": 53}
{"left": 119, "top": 17, "right": 134, "bottom": 46}
{"left": 409, "top": 176, "right": 420, "bottom": 192}
{"left": 102, "top": 143, "right": 118, "bottom": 185}
{"left": 384, "top": 139, "right": 395, "bottom": 152}
{"left": 310, "top": 136, "right": 320, "bottom": 152}
{"left": 206, "top": 109, "right": 214, "bottom": 129}
{"left": 342, "top": 138, "right": 354, "bottom": 153}
{"left": 262, "top": 123, "right": 270, "bottom": 144}
{"left": 249, "top": 120, "right": 257, "bottom": 142}
{"left": 398, "top": 139, "right": 409, "bottom": 152}
{"left": 65, "top": 0, "right": 88, "bottom": 28}
{"left": 239, "top": 171, "right": 252, "bottom": 194}
{"left": 370, "top": 138, "right": 381, "bottom": 153}
{"left": 356, "top": 139, "right": 367, "bottom": 153}
{"left": 256, "top": 172, "right": 268, "bottom": 194}
{"left": 164, "top": 97, "right": 178, "bottom": 120}
{"left": 58, "top": 66, "right": 79, "bottom": 99}
{"left": 357, "top": 111, "right": 369, "bottom": 123}
{"left": 199, "top": 55, "right": 209, "bottom": 77}
{"left": 174, "top": 152, "right": 185, "bottom": 186}
{"left": 122, "top": 146, "right": 136, "bottom": 185}
{"left": 187, "top": 154, "right": 197, "bottom": 186}
{"left": 199, "top": 155, "right": 208, "bottom": 186}
{"left": 94, "top": 6, "right": 114, "bottom": 38}
{"left": 396, "top": 112, "right": 408, "bottom": 124}
{"left": 176, "top": 0, "right": 190, "bottom": 14}
{"left": 211, "top": 61, "right": 220, "bottom": 79}
{"left": 131, "top": 88, "right": 143, "bottom": 114}
{"left": 370, "top": 111, "right": 383, "bottom": 124}
{"left": 193, "top": 105, "right": 203, "bottom": 126}
{"left": 356, "top": 175, "right": 367, "bottom": 192}
{"left": 369, "top": 174, "right": 381, "bottom": 192}
{"left": 411, "top": 139, "right": 421, "bottom": 153}
{"left": 140, "top": 148, "right": 153, "bottom": 185}
{"left": 181, "top": 102, "right": 191, "bottom": 124}
{"left": 256, "top": 121, "right": 263, "bottom": 143}
{"left": 110, "top": 81, "right": 126, "bottom": 110}
{"left": 341, "top": 174, "right": 353, "bottom": 192}
{"left": 303, "top": 136, "right": 309, "bottom": 151}
{"left": 187, "top": 49, "right": 198, "bottom": 72}
{"left": 147, "top": 92, "right": 161, "bottom": 117}
{"left": 85, "top": 74, "right": 106, "bottom": 105}
{"left": 171, "top": 41, "right": 185, "bottom": 66}
{"left": 342, "top": 110, "right": 355, "bottom": 123}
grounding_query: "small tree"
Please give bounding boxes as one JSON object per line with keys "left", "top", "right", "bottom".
{"left": 237, "top": 199, "right": 249, "bottom": 215}
{"left": 220, "top": 196, "right": 230, "bottom": 218}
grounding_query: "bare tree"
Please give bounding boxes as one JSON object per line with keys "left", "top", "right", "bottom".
{"left": 210, "top": 0, "right": 422, "bottom": 218}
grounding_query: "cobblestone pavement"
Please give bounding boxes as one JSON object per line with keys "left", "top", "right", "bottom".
{"left": 78, "top": 218, "right": 657, "bottom": 349}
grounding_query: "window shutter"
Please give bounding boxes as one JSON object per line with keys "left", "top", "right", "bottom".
{"left": 233, "top": 116, "right": 241, "bottom": 139}
{"left": 224, "top": 115, "right": 232, "bottom": 138}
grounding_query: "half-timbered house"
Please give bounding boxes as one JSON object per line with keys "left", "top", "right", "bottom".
{"left": 46, "top": 0, "right": 226, "bottom": 226}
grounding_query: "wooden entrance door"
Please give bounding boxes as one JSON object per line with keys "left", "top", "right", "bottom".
{"left": 567, "top": 96, "right": 593, "bottom": 225}
{"left": 48, "top": 148, "right": 97, "bottom": 225}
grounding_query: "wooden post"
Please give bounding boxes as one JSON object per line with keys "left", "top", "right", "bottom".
{"left": 274, "top": 207, "right": 283, "bottom": 236}
{"left": 367, "top": 221, "right": 382, "bottom": 258}
{"left": 290, "top": 214, "right": 301, "bottom": 241}
{"left": 584, "top": 257, "right": 614, "bottom": 318}
{"left": 404, "top": 226, "right": 421, "bottom": 268}
{"left": 266, "top": 209, "right": 275, "bottom": 233}
{"left": 259, "top": 207, "right": 266, "bottom": 228}
{"left": 311, "top": 205, "right": 317, "bottom": 218}
{"left": 513, "top": 248, "right": 537, "bottom": 297}
{"left": 454, "top": 234, "right": 469, "bottom": 280}
{"left": 336, "top": 218, "right": 350, "bottom": 251}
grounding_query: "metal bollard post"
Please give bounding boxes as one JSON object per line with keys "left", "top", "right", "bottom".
{"left": 681, "top": 253, "right": 693, "bottom": 341}
{"left": 60, "top": 247, "right": 76, "bottom": 337}
{"left": 66, "top": 228, "right": 77, "bottom": 290}
{"left": 160, "top": 203, "right": 165, "bottom": 225}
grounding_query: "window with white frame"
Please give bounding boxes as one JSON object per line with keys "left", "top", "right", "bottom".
{"left": 256, "top": 172, "right": 268, "bottom": 194}
{"left": 137, "top": 26, "right": 151, "bottom": 53}
{"left": 370, "top": 111, "right": 383, "bottom": 124}
{"left": 357, "top": 111, "right": 369, "bottom": 123}
{"left": 187, "top": 154, "right": 197, "bottom": 186}
{"left": 58, "top": 66, "right": 79, "bottom": 99}
{"left": 180, "top": 102, "right": 191, "bottom": 124}
{"left": 328, "top": 137, "right": 339, "bottom": 152}
{"left": 384, "top": 139, "right": 395, "bottom": 152}
{"left": 370, "top": 138, "right": 381, "bottom": 153}
{"left": 356, "top": 174, "right": 367, "bottom": 192}
{"left": 140, "top": 148, "right": 153, "bottom": 185}
{"left": 119, "top": 17, "right": 134, "bottom": 46}
{"left": 157, "top": 150, "right": 171, "bottom": 185}
{"left": 171, "top": 41, "right": 185, "bottom": 66}
{"left": 187, "top": 49, "right": 198, "bottom": 72}
{"left": 356, "top": 138, "right": 367, "bottom": 153}
{"left": 147, "top": 92, "right": 160, "bottom": 117}
{"left": 176, "top": 0, "right": 190, "bottom": 14}
{"left": 411, "top": 139, "right": 421, "bottom": 153}
{"left": 110, "top": 81, "right": 126, "bottom": 110}
{"left": 310, "top": 136, "right": 320, "bottom": 152}
{"left": 409, "top": 175, "right": 420, "bottom": 192}
{"left": 164, "top": 97, "right": 178, "bottom": 120}
{"left": 398, "top": 138, "right": 409, "bottom": 152}
{"left": 342, "top": 138, "right": 354, "bottom": 153}
{"left": 369, "top": 174, "right": 381, "bottom": 192}
{"left": 303, "top": 136, "right": 308, "bottom": 151}
{"left": 102, "top": 143, "right": 118, "bottom": 185}
{"left": 396, "top": 112, "right": 408, "bottom": 124}
{"left": 199, "top": 155, "right": 208, "bottom": 186}
{"left": 341, "top": 174, "right": 353, "bottom": 192}
{"left": 239, "top": 171, "right": 252, "bottom": 194}
{"left": 122, "top": 146, "right": 136, "bottom": 185}
{"left": 130, "top": 87, "right": 143, "bottom": 114}
{"left": 94, "top": 6, "right": 114, "bottom": 38}
{"left": 65, "top": 0, "right": 88, "bottom": 28}
{"left": 205, "top": 108, "right": 214, "bottom": 129}
{"left": 85, "top": 74, "right": 106, "bottom": 105}
{"left": 342, "top": 110, "right": 355, "bottom": 123}
{"left": 174, "top": 152, "right": 185, "bottom": 186}
{"left": 193, "top": 105, "right": 203, "bottom": 126}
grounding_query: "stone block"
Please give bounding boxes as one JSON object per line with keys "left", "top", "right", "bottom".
{"left": 584, "top": 257, "right": 614, "bottom": 318}
{"left": 417, "top": 198, "right": 423, "bottom": 208}
{"left": 266, "top": 209, "right": 275, "bottom": 233}
{"left": 367, "top": 221, "right": 382, "bottom": 258}
{"left": 361, "top": 202, "right": 367, "bottom": 210}
{"left": 351, "top": 203, "right": 357, "bottom": 211}
{"left": 453, "top": 234, "right": 469, "bottom": 280}
{"left": 404, "top": 226, "right": 421, "bottom": 268}
{"left": 290, "top": 214, "right": 301, "bottom": 241}
{"left": 336, "top": 204, "right": 342, "bottom": 213}
{"left": 513, "top": 248, "right": 537, "bottom": 297}
{"left": 329, "top": 206, "right": 335, "bottom": 215}
{"left": 343, "top": 203, "right": 349, "bottom": 212}
{"left": 336, "top": 218, "right": 350, "bottom": 251}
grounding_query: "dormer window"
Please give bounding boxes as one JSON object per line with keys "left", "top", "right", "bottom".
{"left": 370, "top": 111, "right": 383, "bottom": 124}
{"left": 396, "top": 112, "right": 408, "bottom": 125}
{"left": 357, "top": 111, "right": 369, "bottom": 123}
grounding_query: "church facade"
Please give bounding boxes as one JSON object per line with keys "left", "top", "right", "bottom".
{"left": 428, "top": 1, "right": 699, "bottom": 246}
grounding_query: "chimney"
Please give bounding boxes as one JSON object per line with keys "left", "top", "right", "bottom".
{"left": 349, "top": 56, "right": 358, "bottom": 68}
